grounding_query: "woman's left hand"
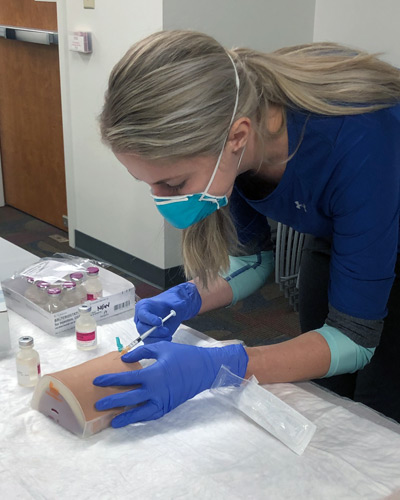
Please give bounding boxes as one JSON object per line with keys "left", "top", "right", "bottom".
{"left": 93, "top": 341, "right": 248, "bottom": 427}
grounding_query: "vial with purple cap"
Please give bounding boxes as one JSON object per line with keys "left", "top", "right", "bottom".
{"left": 61, "top": 281, "right": 80, "bottom": 308}
{"left": 70, "top": 272, "right": 87, "bottom": 304}
{"left": 45, "top": 287, "right": 65, "bottom": 314}
{"left": 24, "top": 277, "right": 37, "bottom": 303}
{"left": 25, "top": 278, "right": 49, "bottom": 308}
{"left": 85, "top": 266, "right": 103, "bottom": 301}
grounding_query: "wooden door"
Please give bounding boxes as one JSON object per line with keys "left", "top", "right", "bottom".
{"left": 0, "top": 0, "right": 67, "bottom": 230}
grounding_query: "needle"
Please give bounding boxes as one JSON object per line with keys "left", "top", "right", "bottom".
{"left": 117, "top": 309, "right": 176, "bottom": 358}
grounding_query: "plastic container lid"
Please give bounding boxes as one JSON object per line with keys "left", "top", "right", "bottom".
{"left": 87, "top": 267, "right": 99, "bottom": 276}
{"left": 47, "top": 287, "right": 62, "bottom": 295}
{"left": 19, "top": 336, "right": 34, "bottom": 348}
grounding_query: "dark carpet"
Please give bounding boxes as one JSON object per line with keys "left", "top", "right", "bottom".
{"left": 0, "top": 206, "right": 300, "bottom": 346}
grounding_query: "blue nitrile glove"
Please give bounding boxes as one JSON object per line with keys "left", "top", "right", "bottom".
{"left": 134, "top": 282, "right": 202, "bottom": 343}
{"left": 93, "top": 341, "right": 248, "bottom": 427}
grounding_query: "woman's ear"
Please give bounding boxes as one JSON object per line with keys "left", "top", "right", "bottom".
{"left": 228, "top": 117, "right": 252, "bottom": 153}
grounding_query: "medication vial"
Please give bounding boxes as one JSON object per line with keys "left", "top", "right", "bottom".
{"left": 24, "top": 279, "right": 49, "bottom": 307}
{"left": 85, "top": 267, "right": 103, "bottom": 301}
{"left": 45, "top": 287, "right": 65, "bottom": 313}
{"left": 75, "top": 304, "right": 97, "bottom": 350}
{"left": 70, "top": 272, "right": 87, "bottom": 304}
{"left": 34, "top": 281, "right": 50, "bottom": 308}
{"left": 24, "top": 277, "right": 37, "bottom": 302}
{"left": 61, "top": 281, "right": 80, "bottom": 308}
{"left": 16, "top": 336, "right": 41, "bottom": 387}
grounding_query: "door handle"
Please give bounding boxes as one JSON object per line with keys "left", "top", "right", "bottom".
{"left": 0, "top": 25, "right": 58, "bottom": 46}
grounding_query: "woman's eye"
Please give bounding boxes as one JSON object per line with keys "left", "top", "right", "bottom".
{"left": 168, "top": 182, "right": 185, "bottom": 193}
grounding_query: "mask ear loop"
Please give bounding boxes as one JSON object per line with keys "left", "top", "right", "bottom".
{"left": 237, "top": 144, "right": 246, "bottom": 170}
{"left": 200, "top": 52, "right": 241, "bottom": 203}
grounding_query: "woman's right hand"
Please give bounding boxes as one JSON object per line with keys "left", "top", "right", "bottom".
{"left": 134, "top": 282, "right": 202, "bottom": 343}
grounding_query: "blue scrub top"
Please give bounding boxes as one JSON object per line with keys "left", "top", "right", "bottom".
{"left": 231, "top": 104, "right": 400, "bottom": 322}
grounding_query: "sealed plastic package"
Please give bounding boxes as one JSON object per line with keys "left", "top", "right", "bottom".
{"left": 1, "top": 254, "right": 135, "bottom": 335}
{"left": 32, "top": 351, "right": 141, "bottom": 437}
{"left": 211, "top": 365, "right": 317, "bottom": 455}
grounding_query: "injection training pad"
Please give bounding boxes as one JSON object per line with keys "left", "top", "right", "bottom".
{"left": 31, "top": 351, "right": 141, "bottom": 437}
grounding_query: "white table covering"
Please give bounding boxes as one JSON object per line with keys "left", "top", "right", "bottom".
{"left": 1, "top": 309, "right": 400, "bottom": 500}
{"left": 1, "top": 238, "right": 400, "bottom": 499}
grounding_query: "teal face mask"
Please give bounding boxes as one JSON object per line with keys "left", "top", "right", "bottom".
{"left": 152, "top": 52, "right": 244, "bottom": 230}
{"left": 152, "top": 192, "right": 229, "bottom": 230}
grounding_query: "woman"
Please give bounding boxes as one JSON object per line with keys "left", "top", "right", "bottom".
{"left": 93, "top": 30, "right": 400, "bottom": 427}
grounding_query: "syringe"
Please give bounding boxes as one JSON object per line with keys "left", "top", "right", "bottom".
{"left": 119, "top": 309, "right": 176, "bottom": 357}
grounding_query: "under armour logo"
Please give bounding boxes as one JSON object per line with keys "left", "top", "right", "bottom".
{"left": 295, "top": 201, "right": 307, "bottom": 212}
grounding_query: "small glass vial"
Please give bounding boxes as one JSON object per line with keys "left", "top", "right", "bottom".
{"left": 85, "top": 267, "right": 103, "bottom": 301}
{"left": 25, "top": 279, "right": 49, "bottom": 307}
{"left": 70, "top": 272, "right": 87, "bottom": 304}
{"left": 24, "top": 277, "right": 37, "bottom": 302}
{"left": 61, "top": 281, "right": 79, "bottom": 308}
{"left": 16, "top": 336, "right": 41, "bottom": 387}
{"left": 33, "top": 280, "right": 50, "bottom": 308}
{"left": 45, "top": 287, "right": 65, "bottom": 314}
{"left": 75, "top": 304, "right": 97, "bottom": 350}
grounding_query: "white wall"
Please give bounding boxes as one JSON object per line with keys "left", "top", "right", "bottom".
{"left": 57, "top": 0, "right": 167, "bottom": 267}
{"left": 164, "top": 0, "right": 316, "bottom": 52}
{"left": 314, "top": 0, "right": 400, "bottom": 66}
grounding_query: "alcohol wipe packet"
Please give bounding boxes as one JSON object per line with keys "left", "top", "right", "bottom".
{"left": 211, "top": 366, "right": 317, "bottom": 455}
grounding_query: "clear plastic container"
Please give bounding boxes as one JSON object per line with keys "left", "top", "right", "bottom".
{"left": 75, "top": 304, "right": 97, "bottom": 350}
{"left": 45, "top": 287, "right": 65, "bottom": 314}
{"left": 61, "top": 281, "right": 80, "bottom": 308}
{"left": 85, "top": 267, "right": 103, "bottom": 301}
{"left": 70, "top": 272, "right": 87, "bottom": 304}
{"left": 16, "top": 336, "right": 41, "bottom": 387}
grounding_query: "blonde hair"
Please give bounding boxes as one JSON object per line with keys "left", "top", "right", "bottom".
{"left": 100, "top": 30, "right": 400, "bottom": 286}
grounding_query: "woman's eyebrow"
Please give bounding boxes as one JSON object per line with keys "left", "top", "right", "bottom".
{"left": 131, "top": 175, "right": 172, "bottom": 185}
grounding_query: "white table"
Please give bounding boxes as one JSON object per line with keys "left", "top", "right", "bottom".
{"left": 1, "top": 240, "right": 400, "bottom": 499}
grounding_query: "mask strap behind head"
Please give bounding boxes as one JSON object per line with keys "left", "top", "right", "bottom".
{"left": 200, "top": 52, "right": 240, "bottom": 199}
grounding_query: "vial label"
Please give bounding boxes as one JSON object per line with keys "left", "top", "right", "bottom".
{"left": 17, "top": 362, "right": 39, "bottom": 387}
{"left": 17, "top": 367, "right": 32, "bottom": 385}
{"left": 87, "top": 292, "right": 102, "bottom": 301}
{"left": 76, "top": 331, "right": 96, "bottom": 341}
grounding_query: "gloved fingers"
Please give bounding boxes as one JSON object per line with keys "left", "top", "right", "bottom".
{"left": 135, "top": 308, "right": 163, "bottom": 333}
{"left": 111, "top": 401, "right": 164, "bottom": 427}
{"left": 93, "top": 368, "right": 148, "bottom": 387}
{"left": 95, "top": 388, "right": 150, "bottom": 411}
{"left": 142, "top": 326, "right": 172, "bottom": 344}
{"left": 121, "top": 343, "right": 161, "bottom": 363}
